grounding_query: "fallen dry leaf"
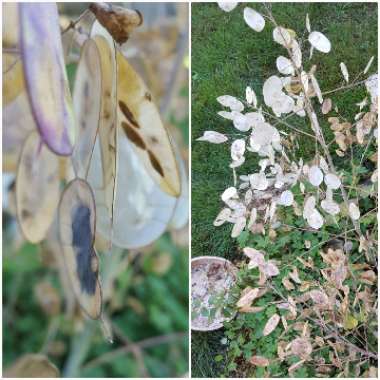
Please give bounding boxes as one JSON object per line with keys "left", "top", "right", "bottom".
{"left": 250, "top": 355, "right": 269, "bottom": 367}
{"left": 263, "top": 313, "right": 280, "bottom": 336}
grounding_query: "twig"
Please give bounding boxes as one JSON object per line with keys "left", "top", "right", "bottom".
{"left": 40, "top": 316, "right": 60, "bottom": 355}
{"left": 61, "top": 8, "right": 91, "bottom": 35}
{"left": 322, "top": 79, "right": 368, "bottom": 96}
{"left": 82, "top": 332, "right": 186, "bottom": 371}
{"left": 308, "top": 317, "right": 378, "bottom": 360}
{"left": 261, "top": 110, "right": 317, "bottom": 140}
{"left": 63, "top": 321, "right": 97, "bottom": 377}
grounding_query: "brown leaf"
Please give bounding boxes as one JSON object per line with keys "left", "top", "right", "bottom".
{"left": 309, "top": 289, "right": 329, "bottom": 306}
{"left": 299, "top": 281, "right": 312, "bottom": 292}
{"left": 321, "top": 98, "right": 332, "bottom": 114}
{"left": 236, "top": 287, "right": 260, "bottom": 309}
{"left": 288, "top": 359, "right": 305, "bottom": 374}
{"left": 290, "top": 337, "right": 313, "bottom": 359}
{"left": 250, "top": 355, "right": 269, "bottom": 367}
{"left": 282, "top": 276, "right": 295, "bottom": 290}
{"left": 360, "top": 270, "right": 377, "bottom": 285}
{"left": 289, "top": 267, "right": 302, "bottom": 284}
{"left": 239, "top": 305, "right": 265, "bottom": 313}
{"left": 263, "top": 313, "right": 280, "bottom": 336}
{"left": 243, "top": 247, "right": 265, "bottom": 267}
{"left": 277, "top": 341, "right": 287, "bottom": 361}
{"left": 262, "top": 260, "right": 279, "bottom": 277}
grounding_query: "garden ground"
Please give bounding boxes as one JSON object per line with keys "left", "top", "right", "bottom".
{"left": 191, "top": 2, "right": 377, "bottom": 377}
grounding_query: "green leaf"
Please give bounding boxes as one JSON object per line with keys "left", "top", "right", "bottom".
{"left": 343, "top": 314, "right": 358, "bottom": 330}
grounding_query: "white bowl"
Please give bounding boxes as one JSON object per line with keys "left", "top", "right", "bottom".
{"left": 191, "top": 256, "right": 238, "bottom": 331}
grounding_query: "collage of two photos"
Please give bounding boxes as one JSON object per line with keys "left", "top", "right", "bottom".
{"left": 2, "top": 1, "right": 379, "bottom": 378}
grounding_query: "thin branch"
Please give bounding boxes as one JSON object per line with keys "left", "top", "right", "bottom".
{"left": 261, "top": 110, "right": 317, "bottom": 140}
{"left": 82, "top": 332, "right": 186, "bottom": 371}
{"left": 322, "top": 79, "right": 367, "bottom": 96}
{"left": 61, "top": 8, "right": 91, "bottom": 35}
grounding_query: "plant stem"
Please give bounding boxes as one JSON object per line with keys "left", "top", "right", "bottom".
{"left": 82, "top": 332, "right": 187, "bottom": 371}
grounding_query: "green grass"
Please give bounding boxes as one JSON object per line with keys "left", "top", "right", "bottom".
{"left": 191, "top": 2, "right": 377, "bottom": 377}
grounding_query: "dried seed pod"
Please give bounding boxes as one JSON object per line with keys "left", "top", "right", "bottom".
{"left": 217, "top": 2, "right": 238, "bottom": 12}
{"left": 88, "top": 21, "right": 118, "bottom": 241}
{"left": 16, "top": 131, "right": 60, "bottom": 243}
{"left": 19, "top": 3, "right": 75, "bottom": 155}
{"left": 308, "top": 31, "right": 331, "bottom": 53}
{"left": 58, "top": 178, "right": 102, "bottom": 319}
{"left": 168, "top": 143, "right": 189, "bottom": 230}
{"left": 91, "top": 130, "right": 177, "bottom": 249}
{"left": 72, "top": 38, "right": 102, "bottom": 179}
{"left": 89, "top": 3, "right": 142, "bottom": 44}
{"left": 117, "top": 51, "right": 181, "bottom": 197}
{"left": 243, "top": 7, "right": 265, "bottom": 32}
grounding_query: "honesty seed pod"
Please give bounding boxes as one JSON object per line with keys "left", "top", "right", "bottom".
{"left": 59, "top": 178, "right": 102, "bottom": 319}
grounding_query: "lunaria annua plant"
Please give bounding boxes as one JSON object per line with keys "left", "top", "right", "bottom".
{"left": 199, "top": 4, "right": 377, "bottom": 240}
{"left": 198, "top": 3, "right": 377, "bottom": 377}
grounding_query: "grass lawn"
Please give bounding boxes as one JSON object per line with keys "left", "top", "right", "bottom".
{"left": 191, "top": 2, "right": 377, "bottom": 377}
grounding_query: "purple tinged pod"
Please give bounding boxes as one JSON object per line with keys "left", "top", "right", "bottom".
{"left": 59, "top": 178, "right": 102, "bottom": 319}
{"left": 19, "top": 3, "right": 75, "bottom": 156}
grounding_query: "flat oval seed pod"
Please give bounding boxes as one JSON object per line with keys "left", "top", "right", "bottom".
{"left": 117, "top": 51, "right": 181, "bottom": 197}
{"left": 90, "top": 21, "right": 118, "bottom": 235}
{"left": 3, "top": 54, "right": 35, "bottom": 172}
{"left": 168, "top": 143, "right": 189, "bottom": 230}
{"left": 3, "top": 3, "right": 19, "bottom": 48}
{"left": 59, "top": 178, "right": 102, "bottom": 319}
{"left": 3, "top": 53, "right": 24, "bottom": 106}
{"left": 90, "top": 128, "right": 177, "bottom": 249}
{"left": 72, "top": 38, "right": 102, "bottom": 179}
{"left": 16, "top": 131, "right": 60, "bottom": 243}
{"left": 19, "top": 3, "right": 75, "bottom": 156}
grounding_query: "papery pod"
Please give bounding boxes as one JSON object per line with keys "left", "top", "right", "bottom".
{"left": 3, "top": 54, "right": 35, "bottom": 172}
{"left": 16, "top": 131, "right": 60, "bottom": 243}
{"left": 4, "top": 354, "right": 59, "bottom": 378}
{"left": 72, "top": 38, "right": 102, "bottom": 179}
{"left": 91, "top": 128, "right": 177, "bottom": 249}
{"left": 217, "top": 2, "right": 238, "bottom": 12}
{"left": 89, "top": 3, "right": 142, "bottom": 44}
{"left": 168, "top": 143, "right": 189, "bottom": 230}
{"left": 89, "top": 21, "right": 118, "bottom": 236}
{"left": 3, "top": 3, "right": 19, "bottom": 48}
{"left": 3, "top": 53, "right": 25, "bottom": 106}
{"left": 58, "top": 178, "right": 102, "bottom": 319}
{"left": 19, "top": 3, "right": 75, "bottom": 156}
{"left": 308, "top": 31, "right": 331, "bottom": 53}
{"left": 117, "top": 50, "right": 181, "bottom": 197}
